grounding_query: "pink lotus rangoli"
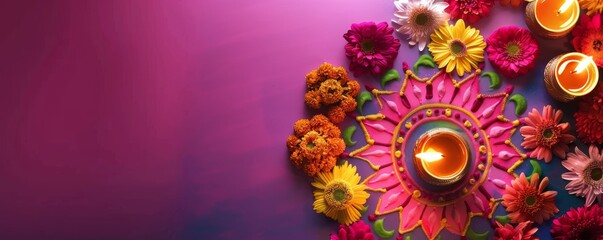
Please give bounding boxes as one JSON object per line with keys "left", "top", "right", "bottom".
{"left": 350, "top": 69, "right": 525, "bottom": 239}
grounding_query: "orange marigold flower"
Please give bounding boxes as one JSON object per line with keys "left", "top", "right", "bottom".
{"left": 287, "top": 114, "right": 345, "bottom": 176}
{"left": 304, "top": 63, "right": 360, "bottom": 123}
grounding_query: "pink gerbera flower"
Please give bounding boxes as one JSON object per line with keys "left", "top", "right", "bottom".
{"left": 519, "top": 105, "right": 575, "bottom": 163}
{"left": 551, "top": 205, "right": 603, "bottom": 240}
{"left": 574, "top": 84, "right": 603, "bottom": 145}
{"left": 330, "top": 220, "right": 374, "bottom": 240}
{"left": 502, "top": 173, "right": 558, "bottom": 224}
{"left": 343, "top": 22, "right": 401, "bottom": 77}
{"left": 562, "top": 145, "right": 603, "bottom": 206}
{"left": 445, "top": 0, "right": 494, "bottom": 24}
{"left": 571, "top": 14, "right": 603, "bottom": 67}
{"left": 494, "top": 221, "right": 539, "bottom": 240}
{"left": 486, "top": 26, "right": 539, "bottom": 78}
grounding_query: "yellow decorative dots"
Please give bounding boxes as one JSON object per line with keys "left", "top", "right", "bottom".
{"left": 367, "top": 139, "right": 375, "bottom": 145}
{"left": 399, "top": 167, "right": 405, "bottom": 172}
{"left": 413, "top": 190, "right": 422, "bottom": 198}
{"left": 474, "top": 133, "right": 479, "bottom": 139}
{"left": 426, "top": 109, "right": 433, "bottom": 117}
{"left": 478, "top": 164, "right": 485, "bottom": 171}
{"left": 504, "top": 140, "right": 511, "bottom": 145}
{"left": 469, "top": 179, "right": 476, "bottom": 184}
{"left": 405, "top": 122, "right": 413, "bottom": 129}
{"left": 512, "top": 120, "right": 519, "bottom": 126}
{"left": 462, "top": 188, "right": 468, "bottom": 193}
{"left": 464, "top": 120, "right": 472, "bottom": 128}
{"left": 445, "top": 108, "right": 452, "bottom": 117}
{"left": 479, "top": 145, "right": 486, "bottom": 154}
{"left": 397, "top": 137, "right": 404, "bottom": 144}
{"left": 395, "top": 150, "right": 402, "bottom": 158}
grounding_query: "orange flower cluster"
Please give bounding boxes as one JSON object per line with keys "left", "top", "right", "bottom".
{"left": 286, "top": 114, "right": 345, "bottom": 176}
{"left": 305, "top": 63, "right": 360, "bottom": 123}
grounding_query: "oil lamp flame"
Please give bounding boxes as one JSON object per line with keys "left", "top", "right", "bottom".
{"left": 570, "top": 56, "right": 592, "bottom": 74}
{"left": 557, "top": 0, "right": 572, "bottom": 14}
{"left": 415, "top": 149, "right": 444, "bottom": 163}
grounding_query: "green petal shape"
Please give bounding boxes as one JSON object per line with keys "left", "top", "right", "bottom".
{"left": 373, "top": 219, "right": 395, "bottom": 239}
{"left": 381, "top": 69, "right": 400, "bottom": 89}
{"left": 357, "top": 91, "right": 372, "bottom": 115}
{"left": 481, "top": 71, "right": 501, "bottom": 90}
{"left": 509, "top": 94, "right": 527, "bottom": 116}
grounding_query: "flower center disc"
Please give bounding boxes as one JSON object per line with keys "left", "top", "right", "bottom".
{"left": 415, "top": 13, "right": 429, "bottom": 26}
{"left": 594, "top": 39, "right": 602, "bottom": 51}
{"left": 324, "top": 181, "right": 353, "bottom": 209}
{"left": 591, "top": 168, "right": 603, "bottom": 181}
{"left": 450, "top": 40, "right": 466, "bottom": 56}
{"left": 361, "top": 40, "right": 375, "bottom": 52}
{"left": 525, "top": 195, "right": 536, "bottom": 206}
{"left": 542, "top": 128, "right": 554, "bottom": 139}
{"left": 506, "top": 43, "right": 521, "bottom": 57}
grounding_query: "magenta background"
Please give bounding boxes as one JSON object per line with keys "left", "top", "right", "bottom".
{"left": 0, "top": 0, "right": 587, "bottom": 239}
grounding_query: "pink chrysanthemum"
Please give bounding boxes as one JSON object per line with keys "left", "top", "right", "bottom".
{"left": 330, "top": 220, "right": 374, "bottom": 240}
{"left": 445, "top": 0, "right": 494, "bottom": 24}
{"left": 562, "top": 145, "right": 603, "bottom": 206}
{"left": 519, "top": 105, "right": 575, "bottom": 163}
{"left": 502, "top": 173, "right": 558, "bottom": 224}
{"left": 551, "top": 205, "right": 603, "bottom": 239}
{"left": 486, "top": 26, "right": 539, "bottom": 78}
{"left": 494, "top": 221, "right": 539, "bottom": 240}
{"left": 343, "top": 22, "right": 401, "bottom": 77}
{"left": 571, "top": 14, "right": 603, "bottom": 67}
{"left": 574, "top": 87, "right": 603, "bottom": 144}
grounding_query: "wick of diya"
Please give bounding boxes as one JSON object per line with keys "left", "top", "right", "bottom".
{"left": 413, "top": 128, "right": 470, "bottom": 186}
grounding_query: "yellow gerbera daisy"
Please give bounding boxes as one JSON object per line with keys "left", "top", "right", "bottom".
{"left": 579, "top": 0, "right": 603, "bottom": 15}
{"left": 312, "top": 161, "right": 369, "bottom": 225}
{"left": 428, "top": 19, "right": 486, "bottom": 76}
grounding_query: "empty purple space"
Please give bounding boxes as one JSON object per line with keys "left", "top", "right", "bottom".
{"left": 0, "top": 0, "right": 587, "bottom": 239}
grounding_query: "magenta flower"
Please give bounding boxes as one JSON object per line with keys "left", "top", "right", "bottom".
{"left": 493, "top": 221, "right": 539, "bottom": 240}
{"left": 445, "top": 0, "right": 494, "bottom": 24}
{"left": 486, "top": 26, "right": 539, "bottom": 78}
{"left": 551, "top": 205, "right": 603, "bottom": 239}
{"left": 343, "top": 22, "right": 401, "bottom": 77}
{"left": 330, "top": 220, "right": 374, "bottom": 240}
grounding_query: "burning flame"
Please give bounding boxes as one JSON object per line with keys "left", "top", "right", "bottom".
{"left": 571, "top": 56, "right": 592, "bottom": 74}
{"left": 415, "top": 148, "right": 444, "bottom": 163}
{"left": 558, "top": 0, "right": 573, "bottom": 14}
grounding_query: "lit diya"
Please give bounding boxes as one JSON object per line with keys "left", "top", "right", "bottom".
{"left": 544, "top": 52, "right": 599, "bottom": 102}
{"left": 525, "top": 0, "right": 580, "bottom": 38}
{"left": 413, "top": 128, "right": 470, "bottom": 186}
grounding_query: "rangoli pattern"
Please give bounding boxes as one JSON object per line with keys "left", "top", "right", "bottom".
{"left": 349, "top": 68, "right": 526, "bottom": 239}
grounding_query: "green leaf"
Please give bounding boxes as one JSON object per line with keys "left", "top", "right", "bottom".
{"left": 413, "top": 54, "right": 436, "bottom": 74}
{"left": 495, "top": 215, "right": 511, "bottom": 225}
{"left": 481, "top": 71, "right": 501, "bottom": 90}
{"left": 381, "top": 69, "right": 400, "bottom": 89}
{"left": 343, "top": 126, "right": 357, "bottom": 147}
{"left": 373, "top": 219, "right": 395, "bottom": 239}
{"left": 467, "top": 228, "right": 489, "bottom": 240}
{"left": 357, "top": 91, "right": 372, "bottom": 115}
{"left": 509, "top": 94, "right": 528, "bottom": 116}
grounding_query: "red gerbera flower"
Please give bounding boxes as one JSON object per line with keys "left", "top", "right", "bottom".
{"left": 572, "top": 14, "right": 603, "bottom": 67}
{"left": 445, "top": 0, "right": 494, "bottom": 24}
{"left": 494, "top": 221, "right": 539, "bottom": 240}
{"left": 574, "top": 86, "right": 603, "bottom": 144}
{"left": 551, "top": 205, "right": 603, "bottom": 240}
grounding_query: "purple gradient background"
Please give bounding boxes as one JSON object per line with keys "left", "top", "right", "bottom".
{"left": 0, "top": 0, "right": 589, "bottom": 239}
